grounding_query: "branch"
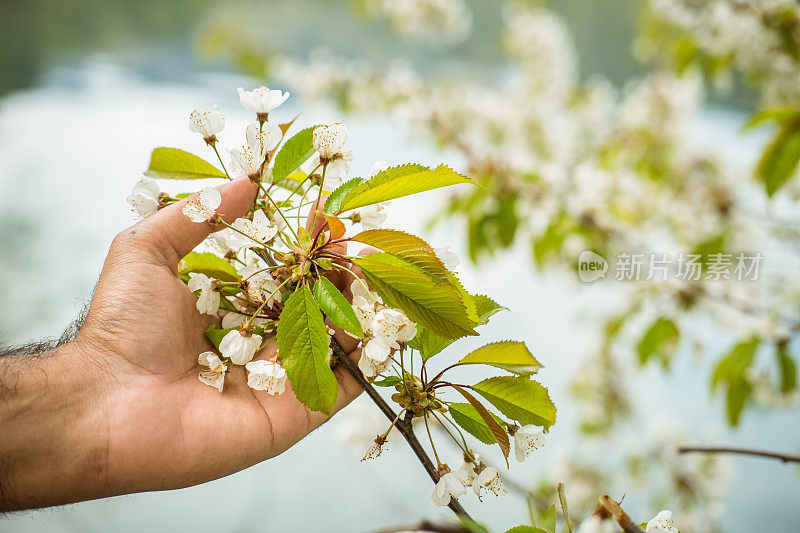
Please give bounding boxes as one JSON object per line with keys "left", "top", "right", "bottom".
{"left": 598, "top": 495, "right": 645, "bottom": 533}
{"left": 678, "top": 445, "right": 800, "bottom": 464}
{"left": 330, "top": 340, "right": 473, "bottom": 520}
{"left": 374, "top": 521, "right": 468, "bottom": 533}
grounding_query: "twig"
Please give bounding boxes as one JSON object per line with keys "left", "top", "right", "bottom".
{"left": 678, "top": 445, "right": 800, "bottom": 464}
{"left": 374, "top": 521, "right": 468, "bottom": 533}
{"left": 598, "top": 495, "right": 645, "bottom": 533}
{"left": 330, "top": 340, "right": 473, "bottom": 520}
{"left": 557, "top": 483, "right": 573, "bottom": 533}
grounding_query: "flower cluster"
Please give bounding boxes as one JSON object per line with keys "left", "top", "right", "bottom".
{"left": 363, "top": 0, "right": 472, "bottom": 45}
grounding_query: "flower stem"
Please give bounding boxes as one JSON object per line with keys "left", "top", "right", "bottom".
{"left": 258, "top": 182, "right": 298, "bottom": 239}
{"left": 212, "top": 144, "right": 232, "bottom": 180}
{"left": 309, "top": 162, "right": 327, "bottom": 234}
{"left": 329, "top": 339, "right": 472, "bottom": 519}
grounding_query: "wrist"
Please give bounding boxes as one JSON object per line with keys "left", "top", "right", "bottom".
{"left": 0, "top": 339, "right": 110, "bottom": 511}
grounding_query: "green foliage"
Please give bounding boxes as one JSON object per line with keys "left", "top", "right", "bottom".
{"left": 145, "top": 147, "right": 227, "bottom": 180}
{"left": 277, "top": 286, "right": 339, "bottom": 414}
{"left": 449, "top": 402, "right": 505, "bottom": 445}
{"left": 505, "top": 527, "right": 548, "bottom": 533}
{"left": 312, "top": 277, "right": 364, "bottom": 337}
{"left": 410, "top": 294, "right": 505, "bottom": 360}
{"left": 333, "top": 164, "right": 475, "bottom": 213}
{"left": 756, "top": 121, "right": 800, "bottom": 197}
{"left": 636, "top": 317, "right": 679, "bottom": 368}
{"left": 372, "top": 376, "right": 403, "bottom": 387}
{"left": 457, "top": 341, "right": 542, "bottom": 375}
{"left": 776, "top": 342, "right": 797, "bottom": 393}
{"left": 272, "top": 126, "right": 318, "bottom": 181}
{"left": 711, "top": 337, "right": 760, "bottom": 426}
{"left": 453, "top": 385, "right": 511, "bottom": 464}
{"left": 354, "top": 253, "right": 478, "bottom": 339}
{"left": 472, "top": 376, "right": 557, "bottom": 428}
{"left": 459, "top": 517, "right": 493, "bottom": 533}
{"left": 178, "top": 251, "right": 239, "bottom": 282}
{"left": 324, "top": 178, "right": 365, "bottom": 214}
{"left": 539, "top": 506, "right": 556, "bottom": 532}
{"left": 351, "top": 229, "right": 450, "bottom": 281}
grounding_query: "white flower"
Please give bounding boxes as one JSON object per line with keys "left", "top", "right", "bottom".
{"left": 237, "top": 86, "right": 290, "bottom": 115}
{"left": 435, "top": 245, "right": 461, "bottom": 270}
{"left": 351, "top": 280, "right": 379, "bottom": 334}
{"left": 182, "top": 187, "right": 221, "bottom": 223}
{"left": 245, "top": 359, "right": 287, "bottom": 394}
{"left": 219, "top": 330, "right": 262, "bottom": 365}
{"left": 364, "top": 336, "right": 392, "bottom": 362}
{"left": 646, "top": 510, "right": 679, "bottom": 533}
{"left": 431, "top": 471, "right": 467, "bottom": 506}
{"left": 187, "top": 273, "right": 220, "bottom": 315}
{"left": 372, "top": 308, "right": 417, "bottom": 349}
{"left": 189, "top": 105, "right": 225, "bottom": 142}
{"left": 576, "top": 516, "right": 615, "bottom": 533}
{"left": 230, "top": 144, "right": 264, "bottom": 180}
{"left": 127, "top": 178, "right": 161, "bottom": 217}
{"left": 312, "top": 123, "right": 348, "bottom": 160}
{"left": 473, "top": 466, "right": 507, "bottom": 501}
{"left": 245, "top": 121, "right": 282, "bottom": 157}
{"left": 198, "top": 351, "right": 227, "bottom": 392}
{"left": 356, "top": 204, "right": 388, "bottom": 229}
{"left": 324, "top": 151, "right": 354, "bottom": 184}
{"left": 239, "top": 265, "right": 281, "bottom": 305}
{"left": 228, "top": 209, "right": 278, "bottom": 248}
{"left": 368, "top": 160, "right": 390, "bottom": 178}
{"left": 514, "top": 424, "right": 546, "bottom": 462}
{"left": 455, "top": 461, "right": 477, "bottom": 485}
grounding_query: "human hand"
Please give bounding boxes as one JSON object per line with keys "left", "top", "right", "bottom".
{"left": 0, "top": 177, "right": 364, "bottom": 510}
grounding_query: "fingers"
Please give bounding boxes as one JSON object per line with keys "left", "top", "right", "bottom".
{"left": 136, "top": 178, "right": 257, "bottom": 266}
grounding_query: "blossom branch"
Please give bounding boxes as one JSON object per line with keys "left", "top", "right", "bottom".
{"left": 597, "top": 495, "right": 645, "bottom": 533}
{"left": 330, "top": 339, "right": 473, "bottom": 520}
{"left": 677, "top": 445, "right": 800, "bottom": 464}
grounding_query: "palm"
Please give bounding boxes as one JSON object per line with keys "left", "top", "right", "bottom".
{"left": 79, "top": 179, "right": 362, "bottom": 493}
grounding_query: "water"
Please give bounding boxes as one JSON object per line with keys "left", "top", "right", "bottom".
{"left": 0, "top": 57, "right": 798, "bottom": 533}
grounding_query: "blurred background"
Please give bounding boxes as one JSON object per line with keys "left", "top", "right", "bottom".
{"left": 1, "top": 0, "right": 799, "bottom": 532}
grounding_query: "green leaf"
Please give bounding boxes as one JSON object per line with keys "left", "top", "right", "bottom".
{"left": 777, "top": 342, "right": 797, "bottom": 393}
{"left": 726, "top": 377, "right": 751, "bottom": 426}
{"left": 457, "top": 341, "right": 542, "bottom": 375}
{"left": 272, "top": 126, "right": 318, "bottom": 181}
{"left": 636, "top": 317, "right": 679, "bottom": 368}
{"left": 324, "top": 178, "right": 365, "bottom": 214}
{"left": 277, "top": 286, "right": 339, "bottom": 414}
{"left": 472, "top": 376, "right": 557, "bottom": 428}
{"left": 351, "top": 229, "right": 450, "bottom": 281}
{"left": 540, "top": 505, "right": 556, "bottom": 532}
{"left": 505, "top": 527, "right": 547, "bottom": 533}
{"left": 453, "top": 385, "right": 510, "bottom": 464}
{"left": 354, "top": 253, "right": 477, "bottom": 339}
{"left": 744, "top": 108, "right": 800, "bottom": 130}
{"left": 313, "top": 277, "right": 364, "bottom": 337}
{"left": 756, "top": 124, "right": 800, "bottom": 197}
{"left": 711, "top": 338, "right": 760, "bottom": 390}
{"left": 179, "top": 252, "right": 239, "bottom": 282}
{"left": 145, "top": 148, "right": 227, "bottom": 180}
{"left": 459, "top": 517, "right": 492, "bottom": 533}
{"left": 449, "top": 402, "right": 504, "bottom": 445}
{"left": 372, "top": 376, "right": 402, "bottom": 387}
{"left": 410, "top": 294, "right": 505, "bottom": 361}
{"left": 335, "top": 164, "right": 475, "bottom": 213}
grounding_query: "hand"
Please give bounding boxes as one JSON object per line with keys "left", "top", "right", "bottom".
{"left": 0, "top": 178, "right": 364, "bottom": 510}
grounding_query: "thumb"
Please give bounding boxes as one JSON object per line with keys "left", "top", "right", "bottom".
{"left": 138, "top": 177, "right": 257, "bottom": 266}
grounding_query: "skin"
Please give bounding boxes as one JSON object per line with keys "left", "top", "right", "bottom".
{"left": 0, "top": 177, "right": 364, "bottom": 511}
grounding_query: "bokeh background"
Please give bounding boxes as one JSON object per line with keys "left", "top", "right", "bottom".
{"left": 1, "top": 1, "right": 799, "bottom": 532}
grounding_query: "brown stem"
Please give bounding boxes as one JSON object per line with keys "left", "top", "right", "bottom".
{"left": 598, "top": 495, "right": 645, "bottom": 533}
{"left": 677, "top": 445, "right": 800, "bottom": 464}
{"left": 330, "top": 340, "right": 472, "bottom": 520}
